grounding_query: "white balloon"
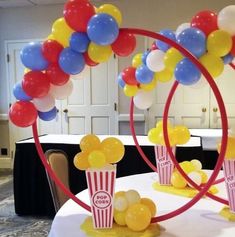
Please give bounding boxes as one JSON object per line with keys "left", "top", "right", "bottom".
{"left": 146, "top": 50, "right": 165, "bottom": 72}
{"left": 33, "top": 93, "right": 55, "bottom": 112}
{"left": 218, "top": 5, "right": 235, "bottom": 35}
{"left": 133, "top": 90, "right": 154, "bottom": 110}
{"left": 125, "top": 190, "right": 141, "bottom": 205}
{"left": 114, "top": 196, "right": 128, "bottom": 212}
{"left": 187, "top": 171, "right": 202, "bottom": 188}
{"left": 50, "top": 80, "right": 73, "bottom": 100}
{"left": 176, "top": 22, "right": 190, "bottom": 38}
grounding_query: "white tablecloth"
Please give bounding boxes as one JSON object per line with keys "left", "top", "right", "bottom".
{"left": 49, "top": 171, "right": 234, "bottom": 237}
{"left": 17, "top": 134, "right": 201, "bottom": 147}
{"left": 190, "top": 129, "right": 222, "bottom": 151}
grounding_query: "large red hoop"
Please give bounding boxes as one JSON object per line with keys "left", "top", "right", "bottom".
{"left": 32, "top": 27, "right": 231, "bottom": 223}
{"left": 124, "top": 28, "right": 229, "bottom": 222}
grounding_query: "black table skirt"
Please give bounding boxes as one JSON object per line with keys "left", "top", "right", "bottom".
{"left": 13, "top": 139, "right": 205, "bottom": 216}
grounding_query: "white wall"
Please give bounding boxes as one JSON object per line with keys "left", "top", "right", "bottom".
{"left": 0, "top": 0, "right": 234, "bottom": 157}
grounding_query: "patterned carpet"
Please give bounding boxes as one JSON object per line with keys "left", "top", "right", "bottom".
{"left": 0, "top": 172, "right": 52, "bottom": 237}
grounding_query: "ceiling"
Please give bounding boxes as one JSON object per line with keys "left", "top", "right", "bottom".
{"left": 0, "top": 0, "right": 68, "bottom": 8}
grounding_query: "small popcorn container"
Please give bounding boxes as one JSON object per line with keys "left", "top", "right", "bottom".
{"left": 154, "top": 145, "right": 176, "bottom": 185}
{"left": 223, "top": 159, "right": 235, "bottom": 213}
{"left": 85, "top": 165, "right": 116, "bottom": 229}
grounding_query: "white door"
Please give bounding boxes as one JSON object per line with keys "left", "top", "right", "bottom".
{"left": 174, "top": 79, "right": 210, "bottom": 128}
{"left": 61, "top": 55, "right": 118, "bottom": 135}
{"left": 6, "top": 40, "right": 62, "bottom": 158}
{"left": 148, "top": 79, "right": 177, "bottom": 129}
{"left": 210, "top": 65, "right": 235, "bottom": 128}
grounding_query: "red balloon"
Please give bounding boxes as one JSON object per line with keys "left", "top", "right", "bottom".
{"left": 42, "top": 39, "right": 63, "bottom": 63}
{"left": 230, "top": 36, "right": 235, "bottom": 56}
{"left": 111, "top": 30, "right": 136, "bottom": 57}
{"left": 9, "top": 101, "right": 38, "bottom": 127}
{"left": 83, "top": 51, "right": 99, "bottom": 66}
{"left": 191, "top": 10, "right": 218, "bottom": 36}
{"left": 22, "top": 71, "right": 50, "bottom": 98}
{"left": 122, "top": 67, "right": 138, "bottom": 85}
{"left": 64, "top": 0, "right": 95, "bottom": 32}
{"left": 46, "top": 63, "right": 70, "bottom": 86}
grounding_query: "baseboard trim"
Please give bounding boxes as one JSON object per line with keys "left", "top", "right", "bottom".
{"left": 0, "top": 158, "right": 12, "bottom": 169}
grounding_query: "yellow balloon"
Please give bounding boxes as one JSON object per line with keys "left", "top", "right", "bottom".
{"left": 171, "top": 171, "right": 187, "bottom": 188}
{"left": 52, "top": 18, "right": 74, "bottom": 47}
{"left": 139, "top": 78, "right": 157, "bottom": 91}
{"left": 97, "top": 4, "right": 122, "bottom": 26}
{"left": 156, "top": 120, "right": 173, "bottom": 130}
{"left": 47, "top": 34, "right": 55, "bottom": 40}
{"left": 115, "top": 191, "right": 126, "bottom": 199}
{"left": 80, "top": 134, "right": 101, "bottom": 152}
{"left": 173, "top": 125, "right": 190, "bottom": 145}
{"left": 140, "top": 198, "right": 157, "bottom": 217}
{"left": 207, "top": 30, "right": 232, "bottom": 57}
{"left": 217, "top": 136, "right": 235, "bottom": 159}
{"left": 132, "top": 53, "right": 142, "bottom": 68}
{"left": 154, "top": 68, "right": 173, "bottom": 83}
{"left": 73, "top": 151, "right": 90, "bottom": 170}
{"left": 149, "top": 120, "right": 176, "bottom": 146}
{"left": 125, "top": 203, "right": 151, "bottom": 231}
{"left": 88, "top": 150, "right": 107, "bottom": 168}
{"left": 123, "top": 85, "right": 138, "bottom": 97}
{"left": 199, "top": 53, "right": 224, "bottom": 78}
{"left": 88, "top": 42, "right": 112, "bottom": 63}
{"left": 101, "top": 137, "right": 125, "bottom": 163}
{"left": 158, "top": 127, "right": 177, "bottom": 146}
{"left": 197, "top": 170, "right": 208, "bottom": 184}
{"left": 148, "top": 128, "right": 160, "bottom": 144}
{"left": 114, "top": 210, "right": 126, "bottom": 226}
{"left": 164, "top": 47, "right": 183, "bottom": 71}
{"left": 178, "top": 161, "right": 195, "bottom": 174}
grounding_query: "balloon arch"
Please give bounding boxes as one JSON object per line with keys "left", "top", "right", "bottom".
{"left": 9, "top": 1, "right": 235, "bottom": 224}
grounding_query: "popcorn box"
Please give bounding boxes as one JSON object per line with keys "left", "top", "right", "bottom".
{"left": 223, "top": 159, "right": 235, "bottom": 213}
{"left": 85, "top": 165, "right": 116, "bottom": 229}
{"left": 154, "top": 145, "right": 176, "bottom": 185}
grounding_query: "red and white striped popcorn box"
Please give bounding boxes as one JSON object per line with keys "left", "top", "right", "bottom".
{"left": 85, "top": 165, "right": 116, "bottom": 229}
{"left": 223, "top": 159, "right": 235, "bottom": 213}
{"left": 154, "top": 145, "right": 176, "bottom": 186}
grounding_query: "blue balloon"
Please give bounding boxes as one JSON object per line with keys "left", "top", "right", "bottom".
{"left": 13, "top": 81, "right": 32, "bottom": 101}
{"left": 117, "top": 73, "right": 125, "bottom": 88}
{"left": 87, "top": 13, "right": 119, "bottom": 46}
{"left": 70, "top": 32, "right": 90, "bottom": 53}
{"left": 222, "top": 53, "right": 234, "bottom": 64}
{"left": 38, "top": 106, "right": 57, "bottom": 121}
{"left": 177, "top": 27, "right": 206, "bottom": 58}
{"left": 175, "top": 58, "right": 201, "bottom": 85}
{"left": 156, "top": 29, "right": 176, "bottom": 52}
{"left": 59, "top": 47, "right": 85, "bottom": 75}
{"left": 142, "top": 50, "right": 150, "bottom": 65}
{"left": 135, "top": 65, "right": 154, "bottom": 84}
{"left": 20, "top": 42, "right": 48, "bottom": 70}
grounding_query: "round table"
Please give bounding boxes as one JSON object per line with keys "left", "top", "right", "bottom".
{"left": 49, "top": 171, "right": 234, "bottom": 237}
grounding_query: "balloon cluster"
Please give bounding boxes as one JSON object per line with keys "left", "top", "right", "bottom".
{"left": 118, "top": 6, "right": 235, "bottom": 110}
{"left": 148, "top": 120, "right": 190, "bottom": 146}
{"left": 113, "top": 190, "right": 156, "bottom": 231}
{"left": 73, "top": 134, "right": 125, "bottom": 170}
{"left": 9, "top": 0, "right": 136, "bottom": 127}
{"left": 171, "top": 160, "right": 208, "bottom": 189}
